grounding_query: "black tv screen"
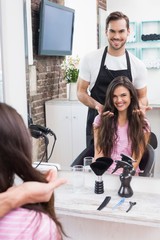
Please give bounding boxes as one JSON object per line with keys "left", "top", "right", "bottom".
{"left": 38, "top": 0, "right": 75, "bottom": 56}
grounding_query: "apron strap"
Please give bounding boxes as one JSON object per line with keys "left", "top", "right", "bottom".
{"left": 125, "top": 49, "right": 132, "bottom": 81}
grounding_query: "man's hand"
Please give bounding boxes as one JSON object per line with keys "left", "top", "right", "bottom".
{"left": 134, "top": 105, "right": 152, "bottom": 116}
{"left": 7, "top": 169, "right": 67, "bottom": 204}
{"left": 102, "top": 111, "right": 114, "bottom": 117}
{"left": 139, "top": 105, "right": 152, "bottom": 115}
{"left": 0, "top": 170, "right": 67, "bottom": 218}
{"left": 95, "top": 104, "right": 104, "bottom": 115}
{"left": 137, "top": 87, "right": 152, "bottom": 115}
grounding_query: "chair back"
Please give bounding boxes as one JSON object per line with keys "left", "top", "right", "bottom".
{"left": 139, "top": 144, "right": 155, "bottom": 177}
{"left": 71, "top": 144, "right": 94, "bottom": 167}
{"left": 149, "top": 132, "right": 158, "bottom": 149}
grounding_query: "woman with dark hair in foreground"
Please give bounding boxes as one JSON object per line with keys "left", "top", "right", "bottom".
{"left": 0, "top": 103, "right": 66, "bottom": 239}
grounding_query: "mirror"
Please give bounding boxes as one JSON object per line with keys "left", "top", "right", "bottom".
{"left": 0, "top": 38, "right": 3, "bottom": 102}
{"left": 64, "top": 0, "right": 160, "bottom": 178}
{"left": 0, "top": 0, "right": 159, "bottom": 179}
{"left": 106, "top": 0, "right": 160, "bottom": 178}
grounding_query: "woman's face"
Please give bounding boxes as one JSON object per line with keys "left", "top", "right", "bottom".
{"left": 112, "top": 85, "right": 131, "bottom": 112}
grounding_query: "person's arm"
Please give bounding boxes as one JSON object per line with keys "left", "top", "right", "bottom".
{"left": 0, "top": 169, "right": 66, "bottom": 218}
{"left": 136, "top": 86, "right": 152, "bottom": 114}
{"left": 93, "top": 115, "right": 104, "bottom": 160}
{"left": 93, "top": 126, "right": 104, "bottom": 160}
{"left": 77, "top": 77, "right": 103, "bottom": 114}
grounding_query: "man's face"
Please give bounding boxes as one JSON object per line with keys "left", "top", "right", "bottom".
{"left": 106, "top": 19, "right": 130, "bottom": 51}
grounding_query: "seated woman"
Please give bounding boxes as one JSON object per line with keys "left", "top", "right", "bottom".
{"left": 0, "top": 103, "right": 65, "bottom": 239}
{"left": 93, "top": 76, "right": 150, "bottom": 175}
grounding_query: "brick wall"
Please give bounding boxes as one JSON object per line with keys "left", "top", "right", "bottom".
{"left": 28, "top": 0, "right": 66, "bottom": 160}
{"left": 97, "top": 0, "right": 107, "bottom": 47}
{"left": 28, "top": 0, "right": 106, "bottom": 161}
{"left": 28, "top": 0, "right": 66, "bottom": 123}
{"left": 97, "top": 0, "right": 107, "bottom": 10}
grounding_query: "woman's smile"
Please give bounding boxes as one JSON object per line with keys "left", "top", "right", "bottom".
{"left": 113, "top": 86, "right": 131, "bottom": 112}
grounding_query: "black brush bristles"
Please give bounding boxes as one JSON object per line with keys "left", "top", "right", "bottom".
{"left": 90, "top": 157, "right": 113, "bottom": 176}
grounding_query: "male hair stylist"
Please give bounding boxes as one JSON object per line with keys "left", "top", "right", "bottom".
{"left": 77, "top": 11, "right": 151, "bottom": 148}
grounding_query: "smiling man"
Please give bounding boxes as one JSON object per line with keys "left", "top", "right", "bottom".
{"left": 77, "top": 11, "right": 150, "bottom": 148}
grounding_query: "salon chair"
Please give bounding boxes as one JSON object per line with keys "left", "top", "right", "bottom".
{"left": 71, "top": 132, "right": 158, "bottom": 177}
{"left": 139, "top": 132, "right": 158, "bottom": 177}
{"left": 139, "top": 144, "right": 155, "bottom": 177}
{"left": 71, "top": 144, "right": 94, "bottom": 167}
{"left": 149, "top": 131, "right": 158, "bottom": 150}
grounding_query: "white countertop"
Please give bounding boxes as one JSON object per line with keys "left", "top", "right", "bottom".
{"left": 45, "top": 98, "right": 81, "bottom": 104}
{"left": 55, "top": 171, "right": 160, "bottom": 228}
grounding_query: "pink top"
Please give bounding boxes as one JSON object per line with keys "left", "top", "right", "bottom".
{"left": 0, "top": 208, "right": 61, "bottom": 240}
{"left": 93, "top": 114, "right": 150, "bottom": 175}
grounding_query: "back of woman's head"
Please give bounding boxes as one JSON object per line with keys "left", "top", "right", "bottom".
{"left": 0, "top": 103, "right": 32, "bottom": 158}
{"left": 0, "top": 103, "right": 36, "bottom": 190}
{"left": 0, "top": 102, "right": 50, "bottom": 189}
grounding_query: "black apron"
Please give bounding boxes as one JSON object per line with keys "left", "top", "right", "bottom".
{"left": 86, "top": 46, "right": 132, "bottom": 147}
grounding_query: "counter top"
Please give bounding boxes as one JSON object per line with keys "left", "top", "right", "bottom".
{"left": 55, "top": 171, "right": 160, "bottom": 228}
{"left": 45, "top": 98, "right": 81, "bottom": 104}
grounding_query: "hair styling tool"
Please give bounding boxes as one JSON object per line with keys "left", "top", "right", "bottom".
{"left": 90, "top": 157, "right": 113, "bottom": 194}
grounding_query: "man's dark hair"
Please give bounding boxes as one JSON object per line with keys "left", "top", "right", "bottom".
{"left": 106, "top": 11, "right": 130, "bottom": 31}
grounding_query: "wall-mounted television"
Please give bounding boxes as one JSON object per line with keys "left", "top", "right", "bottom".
{"left": 38, "top": 0, "right": 75, "bottom": 56}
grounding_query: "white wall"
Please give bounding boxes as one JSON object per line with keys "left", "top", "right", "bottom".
{"left": 0, "top": 38, "right": 3, "bottom": 101}
{"left": 65, "top": 0, "right": 97, "bottom": 58}
{"left": 0, "top": 0, "right": 27, "bottom": 123}
{"left": 107, "top": 0, "right": 160, "bottom": 21}
{"left": 0, "top": 0, "right": 97, "bottom": 122}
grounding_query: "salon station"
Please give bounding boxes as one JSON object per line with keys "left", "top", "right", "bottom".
{"left": 0, "top": 0, "right": 160, "bottom": 240}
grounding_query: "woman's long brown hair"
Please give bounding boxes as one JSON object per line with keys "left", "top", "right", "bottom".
{"left": 97, "top": 76, "right": 150, "bottom": 160}
{"left": 0, "top": 103, "right": 64, "bottom": 238}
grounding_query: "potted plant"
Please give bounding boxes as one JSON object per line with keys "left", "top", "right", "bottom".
{"left": 61, "top": 56, "right": 80, "bottom": 100}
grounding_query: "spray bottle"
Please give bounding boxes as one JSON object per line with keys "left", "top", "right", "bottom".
{"left": 112, "top": 154, "right": 136, "bottom": 198}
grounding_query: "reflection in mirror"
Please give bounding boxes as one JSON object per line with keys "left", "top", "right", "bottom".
{"left": 45, "top": 1, "right": 160, "bottom": 179}
{"left": 105, "top": 0, "right": 160, "bottom": 179}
